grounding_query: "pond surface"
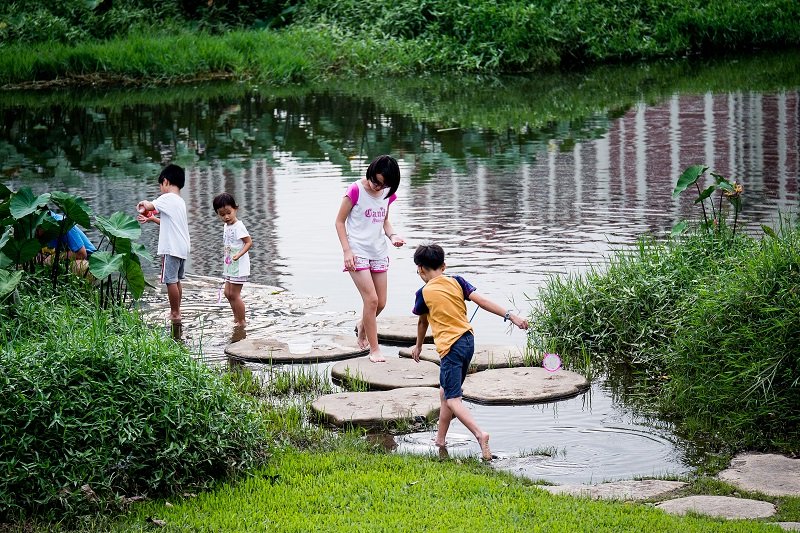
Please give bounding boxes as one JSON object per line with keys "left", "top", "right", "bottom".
{"left": 2, "top": 50, "right": 798, "bottom": 484}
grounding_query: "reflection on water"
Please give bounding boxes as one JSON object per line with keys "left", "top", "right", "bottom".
{"left": 2, "top": 52, "right": 799, "bottom": 484}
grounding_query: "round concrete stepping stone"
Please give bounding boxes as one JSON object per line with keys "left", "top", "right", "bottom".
{"left": 462, "top": 367, "right": 589, "bottom": 405}
{"left": 718, "top": 453, "right": 800, "bottom": 497}
{"left": 772, "top": 523, "right": 800, "bottom": 531}
{"left": 311, "top": 387, "right": 441, "bottom": 427}
{"left": 331, "top": 357, "right": 440, "bottom": 391}
{"left": 224, "top": 335, "right": 367, "bottom": 363}
{"left": 377, "top": 316, "right": 433, "bottom": 345}
{"left": 539, "top": 480, "right": 687, "bottom": 501}
{"left": 398, "top": 344, "right": 525, "bottom": 371}
{"left": 656, "top": 495, "right": 776, "bottom": 519}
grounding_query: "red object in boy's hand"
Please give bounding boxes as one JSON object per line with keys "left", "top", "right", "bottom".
{"left": 137, "top": 206, "right": 156, "bottom": 218}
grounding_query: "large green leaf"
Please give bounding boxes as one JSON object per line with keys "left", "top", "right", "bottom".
{"left": 88, "top": 251, "right": 125, "bottom": 279}
{"left": 94, "top": 212, "right": 141, "bottom": 241}
{"left": 124, "top": 256, "right": 145, "bottom": 299}
{"left": 695, "top": 185, "right": 715, "bottom": 204}
{"left": 0, "top": 253, "right": 10, "bottom": 269}
{"left": 50, "top": 192, "right": 93, "bottom": 229}
{"left": 672, "top": 165, "right": 707, "bottom": 198}
{"left": 0, "top": 269, "right": 23, "bottom": 299}
{"left": 0, "top": 183, "right": 10, "bottom": 201}
{"left": 1, "top": 237, "right": 41, "bottom": 264}
{"left": 0, "top": 227, "right": 12, "bottom": 250}
{"left": 9, "top": 188, "right": 50, "bottom": 219}
{"left": 130, "top": 241, "right": 154, "bottom": 264}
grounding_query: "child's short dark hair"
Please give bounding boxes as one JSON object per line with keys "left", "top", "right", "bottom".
{"left": 158, "top": 164, "right": 186, "bottom": 189}
{"left": 366, "top": 155, "right": 400, "bottom": 199}
{"left": 212, "top": 192, "right": 238, "bottom": 212}
{"left": 414, "top": 243, "right": 445, "bottom": 270}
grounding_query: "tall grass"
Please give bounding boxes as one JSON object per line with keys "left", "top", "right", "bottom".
{"left": 0, "top": 274, "right": 270, "bottom": 521}
{"left": 529, "top": 223, "right": 800, "bottom": 452}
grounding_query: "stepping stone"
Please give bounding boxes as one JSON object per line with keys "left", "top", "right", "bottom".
{"left": 656, "top": 495, "right": 776, "bottom": 519}
{"left": 398, "top": 344, "right": 525, "bottom": 371}
{"left": 462, "top": 367, "right": 589, "bottom": 405}
{"left": 311, "top": 387, "right": 441, "bottom": 427}
{"left": 772, "top": 523, "right": 800, "bottom": 531}
{"left": 376, "top": 316, "right": 433, "bottom": 345}
{"left": 331, "top": 357, "right": 440, "bottom": 391}
{"left": 718, "top": 453, "right": 800, "bottom": 497}
{"left": 224, "top": 335, "right": 367, "bottom": 363}
{"left": 539, "top": 480, "right": 687, "bottom": 501}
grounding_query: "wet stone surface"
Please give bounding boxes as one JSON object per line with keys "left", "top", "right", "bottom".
{"left": 398, "top": 343, "right": 525, "bottom": 371}
{"left": 462, "top": 367, "right": 590, "bottom": 405}
{"left": 377, "top": 316, "right": 433, "bottom": 345}
{"left": 656, "top": 495, "right": 776, "bottom": 519}
{"left": 225, "top": 335, "right": 367, "bottom": 363}
{"left": 538, "top": 480, "right": 687, "bottom": 501}
{"left": 718, "top": 453, "right": 800, "bottom": 497}
{"left": 311, "top": 387, "right": 441, "bottom": 427}
{"left": 330, "top": 357, "right": 440, "bottom": 390}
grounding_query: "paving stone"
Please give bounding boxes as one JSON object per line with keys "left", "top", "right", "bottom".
{"left": 224, "top": 335, "right": 366, "bottom": 363}
{"left": 772, "top": 523, "right": 800, "bottom": 531}
{"left": 462, "top": 367, "right": 589, "bottom": 405}
{"left": 311, "top": 387, "right": 441, "bottom": 427}
{"left": 330, "top": 357, "right": 440, "bottom": 390}
{"left": 718, "top": 453, "right": 800, "bottom": 497}
{"left": 656, "top": 495, "right": 776, "bottom": 519}
{"left": 377, "top": 315, "right": 433, "bottom": 344}
{"left": 398, "top": 344, "right": 525, "bottom": 371}
{"left": 539, "top": 479, "right": 687, "bottom": 501}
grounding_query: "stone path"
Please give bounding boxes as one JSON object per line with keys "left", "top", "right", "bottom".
{"left": 311, "top": 387, "right": 440, "bottom": 427}
{"left": 462, "top": 367, "right": 590, "bottom": 404}
{"left": 398, "top": 344, "right": 525, "bottom": 371}
{"left": 718, "top": 453, "right": 800, "bottom": 497}
{"left": 656, "top": 495, "right": 776, "bottom": 519}
{"left": 377, "top": 315, "right": 433, "bottom": 344}
{"left": 224, "top": 335, "right": 367, "bottom": 363}
{"left": 330, "top": 357, "right": 440, "bottom": 390}
{"left": 540, "top": 479, "right": 687, "bottom": 501}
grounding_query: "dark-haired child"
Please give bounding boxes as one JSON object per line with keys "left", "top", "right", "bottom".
{"left": 335, "top": 155, "right": 406, "bottom": 362}
{"left": 137, "top": 164, "right": 191, "bottom": 325}
{"left": 411, "top": 243, "right": 528, "bottom": 461}
{"left": 213, "top": 192, "right": 252, "bottom": 326}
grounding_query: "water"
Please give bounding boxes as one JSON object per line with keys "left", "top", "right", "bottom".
{"left": 2, "top": 51, "right": 798, "bottom": 484}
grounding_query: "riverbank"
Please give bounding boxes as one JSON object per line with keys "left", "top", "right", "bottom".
{"left": 1, "top": 0, "right": 799, "bottom": 88}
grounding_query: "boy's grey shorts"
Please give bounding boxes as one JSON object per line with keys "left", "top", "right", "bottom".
{"left": 160, "top": 255, "right": 186, "bottom": 285}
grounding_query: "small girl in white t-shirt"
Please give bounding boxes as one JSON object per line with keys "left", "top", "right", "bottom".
{"left": 213, "top": 193, "right": 252, "bottom": 326}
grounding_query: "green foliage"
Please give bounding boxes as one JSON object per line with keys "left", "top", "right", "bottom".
{"left": 0, "top": 276, "right": 270, "bottom": 521}
{"left": 672, "top": 164, "right": 744, "bottom": 236}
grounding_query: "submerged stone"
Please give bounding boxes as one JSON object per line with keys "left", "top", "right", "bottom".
{"left": 311, "top": 387, "right": 440, "bottom": 427}
{"left": 462, "top": 367, "right": 589, "bottom": 405}
{"left": 398, "top": 344, "right": 525, "bottom": 371}
{"left": 224, "top": 335, "right": 367, "bottom": 363}
{"left": 330, "top": 357, "right": 440, "bottom": 390}
{"left": 718, "top": 453, "right": 800, "bottom": 497}
{"left": 656, "top": 495, "right": 776, "bottom": 519}
{"left": 539, "top": 480, "right": 687, "bottom": 501}
{"left": 376, "top": 316, "right": 433, "bottom": 344}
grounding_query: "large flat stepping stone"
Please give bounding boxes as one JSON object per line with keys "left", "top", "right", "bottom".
{"left": 462, "top": 367, "right": 589, "bottom": 405}
{"left": 331, "top": 357, "right": 440, "bottom": 390}
{"left": 377, "top": 316, "right": 433, "bottom": 345}
{"left": 539, "top": 480, "right": 687, "bottom": 501}
{"left": 311, "top": 387, "right": 440, "bottom": 427}
{"left": 718, "top": 453, "right": 800, "bottom": 497}
{"left": 224, "top": 335, "right": 367, "bottom": 363}
{"left": 398, "top": 344, "right": 525, "bottom": 371}
{"left": 656, "top": 495, "right": 776, "bottom": 519}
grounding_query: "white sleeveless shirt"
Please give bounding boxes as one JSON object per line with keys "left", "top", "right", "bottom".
{"left": 344, "top": 180, "right": 397, "bottom": 260}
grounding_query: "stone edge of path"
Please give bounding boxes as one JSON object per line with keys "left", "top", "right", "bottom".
{"left": 538, "top": 479, "right": 688, "bottom": 501}
{"left": 462, "top": 367, "right": 590, "bottom": 405}
{"left": 717, "top": 452, "right": 800, "bottom": 497}
{"left": 224, "top": 335, "right": 368, "bottom": 364}
{"left": 398, "top": 344, "right": 526, "bottom": 371}
{"left": 330, "top": 356, "right": 440, "bottom": 391}
{"left": 310, "top": 386, "right": 441, "bottom": 428}
{"left": 656, "top": 495, "right": 777, "bottom": 520}
{"left": 376, "top": 316, "right": 433, "bottom": 345}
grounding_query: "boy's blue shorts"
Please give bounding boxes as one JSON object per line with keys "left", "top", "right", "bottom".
{"left": 439, "top": 331, "right": 474, "bottom": 400}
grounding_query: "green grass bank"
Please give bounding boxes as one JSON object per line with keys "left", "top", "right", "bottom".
{"left": 1, "top": 0, "right": 799, "bottom": 87}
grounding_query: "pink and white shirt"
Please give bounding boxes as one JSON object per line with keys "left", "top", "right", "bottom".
{"left": 344, "top": 180, "right": 397, "bottom": 260}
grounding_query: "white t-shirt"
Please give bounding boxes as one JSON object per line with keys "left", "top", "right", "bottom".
{"left": 222, "top": 220, "right": 250, "bottom": 277}
{"left": 152, "top": 192, "right": 190, "bottom": 259}
{"left": 344, "top": 180, "right": 397, "bottom": 260}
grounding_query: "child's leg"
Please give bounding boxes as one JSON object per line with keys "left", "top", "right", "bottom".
{"left": 349, "top": 269, "right": 385, "bottom": 361}
{"left": 224, "top": 282, "right": 246, "bottom": 326}
{"left": 446, "top": 396, "right": 491, "bottom": 461}
{"left": 435, "top": 387, "right": 454, "bottom": 447}
{"left": 166, "top": 282, "right": 182, "bottom": 323}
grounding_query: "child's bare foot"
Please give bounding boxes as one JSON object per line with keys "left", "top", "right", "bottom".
{"left": 368, "top": 351, "right": 386, "bottom": 363}
{"left": 434, "top": 439, "right": 446, "bottom": 447}
{"left": 355, "top": 322, "right": 369, "bottom": 350}
{"left": 478, "top": 433, "right": 492, "bottom": 461}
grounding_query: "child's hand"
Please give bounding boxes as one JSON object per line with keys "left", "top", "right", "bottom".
{"left": 511, "top": 315, "right": 529, "bottom": 330}
{"left": 410, "top": 345, "right": 421, "bottom": 362}
{"left": 390, "top": 234, "right": 406, "bottom": 247}
{"left": 343, "top": 250, "right": 356, "bottom": 271}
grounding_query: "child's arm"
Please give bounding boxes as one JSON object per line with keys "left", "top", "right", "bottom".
{"left": 468, "top": 292, "right": 529, "bottom": 329}
{"left": 382, "top": 212, "right": 405, "bottom": 248}
{"left": 233, "top": 236, "right": 252, "bottom": 261}
{"left": 136, "top": 200, "right": 160, "bottom": 224}
{"left": 410, "top": 315, "right": 430, "bottom": 362}
{"left": 335, "top": 197, "right": 356, "bottom": 270}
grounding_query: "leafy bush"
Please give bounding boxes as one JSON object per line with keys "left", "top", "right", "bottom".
{"left": 0, "top": 276, "right": 270, "bottom": 521}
